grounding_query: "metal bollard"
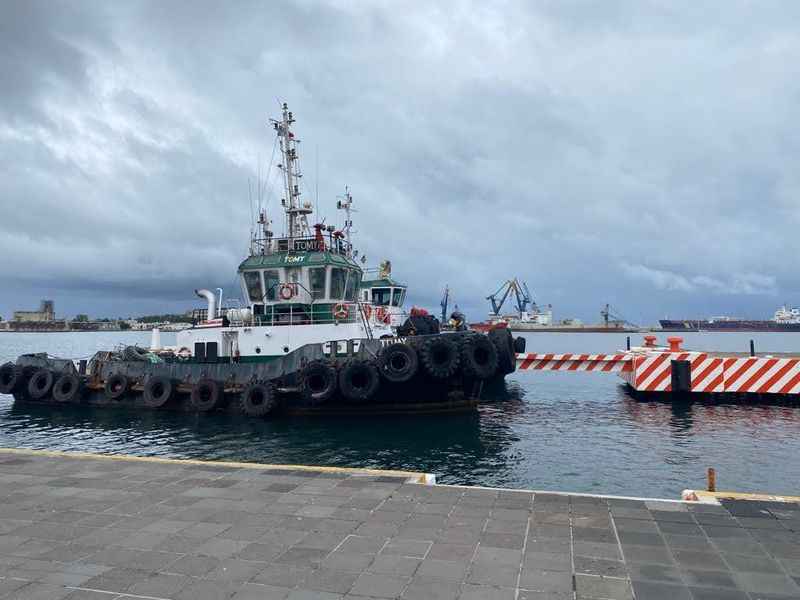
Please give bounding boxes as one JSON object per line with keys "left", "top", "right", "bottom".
{"left": 626, "top": 336, "right": 630, "bottom": 351}
{"left": 707, "top": 467, "right": 716, "bottom": 492}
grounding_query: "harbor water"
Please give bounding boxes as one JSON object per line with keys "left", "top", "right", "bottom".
{"left": 1, "top": 330, "right": 799, "bottom": 498}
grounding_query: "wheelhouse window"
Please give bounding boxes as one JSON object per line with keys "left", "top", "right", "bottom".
{"left": 344, "top": 270, "right": 361, "bottom": 301}
{"left": 264, "top": 270, "right": 280, "bottom": 301}
{"left": 372, "top": 287, "right": 391, "bottom": 306}
{"left": 243, "top": 271, "right": 262, "bottom": 302}
{"left": 391, "top": 288, "right": 405, "bottom": 307}
{"left": 310, "top": 267, "right": 326, "bottom": 300}
{"left": 330, "top": 268, "right": 346, "bottom": 299}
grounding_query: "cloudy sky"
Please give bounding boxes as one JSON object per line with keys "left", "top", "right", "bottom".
{"left": 1, "top": 1, "right": 799, "bottom": 324}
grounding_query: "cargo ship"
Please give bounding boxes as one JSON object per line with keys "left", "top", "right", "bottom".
{"left": 659, "top": 305, "right": 800, "bottom": 332}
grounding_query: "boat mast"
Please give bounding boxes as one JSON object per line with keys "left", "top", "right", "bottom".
{"left": 272, "top": 103, "right": 311, "bottom": 241}
{"left": 337, "top": 186, "right": 355, "bottom": 254}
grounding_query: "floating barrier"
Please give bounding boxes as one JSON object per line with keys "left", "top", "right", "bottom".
{"left": 514, "top": 336, "right": 800, "bottom": 401}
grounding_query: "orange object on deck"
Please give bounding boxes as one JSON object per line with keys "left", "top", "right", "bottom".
{"left": 667, "top": 336, "right": 684, "bottom": 352}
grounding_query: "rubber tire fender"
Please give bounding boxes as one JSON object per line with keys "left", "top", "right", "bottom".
{"left": 143, "top": 375, "right": 173, "bottom": 408}
{"left": 420, "top": 336, "right": 460, "bottom": 379}
{"left": 239, "top": 382, "right": 277, "bottom": 417}
{"left": 52, "top": 374, "right": 82, "bottom": 403}
{"left": 190, "top": 378, "right": 221, "bottom": 412}
{"left": 300, "top": 360, "right": 337, "bottom": 404}
{"left": 0, "top": 363, "right": 20, "bottom": 394}
{"left": 27, "top": 369, "right": 54, "bottom": 400}
{"left": 460, "top": 335, "right": 499, "bottom": 380}
{"left": 104, "top": 373, "right": 129, "bottom": 400}
{"left": 338, "top": 360, "right": 380, "bottom": 403}
{"left": 378, "top": 343, "right": 419, "bottom": 383}
{"left": 488, "top": 328, "right": 515, "bottom": 375}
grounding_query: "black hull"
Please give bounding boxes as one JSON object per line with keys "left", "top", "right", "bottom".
{"left": 659, "top": 319, "right": 800, "bottom": 332}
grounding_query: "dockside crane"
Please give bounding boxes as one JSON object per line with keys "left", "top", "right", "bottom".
{"left": 600, "top": 304, "right": 639, "bottom": 328}
{"left": 487, "top": 279, "right": 532, "bottom": 318}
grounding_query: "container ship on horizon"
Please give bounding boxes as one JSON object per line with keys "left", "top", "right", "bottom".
{"left": 659, "top": 305, "right": 800, "bottom": 332}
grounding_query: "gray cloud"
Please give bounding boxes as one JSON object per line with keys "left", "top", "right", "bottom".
{"left": 1, "top": 1, "right": 799, "bottom": 323}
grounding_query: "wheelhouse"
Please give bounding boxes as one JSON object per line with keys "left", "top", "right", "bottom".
{"left": 239, "top": 241, "right": 363, "bottom": 326}
{"left": 360, "top": 277, "right": 407, "bottom": 308}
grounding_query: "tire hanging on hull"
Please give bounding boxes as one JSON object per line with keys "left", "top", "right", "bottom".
{"left": 53, "top": 374, "right": 82, "bottom": 403}
{"left": 27, "top": 369, "right": 54, "bottom": 400}
{"left": 300, "top": 361, "right": 337, "bottom": 404}
{"left": 190, "top": 379, "right": 221, "bottom": 412}
{"left": 339, "top": 360, "right": 380, "bottom": 403}
{"left": 420, "top": 337, "right": 460, "bottom": 379}
{"left": 143, "top": 376, "right": 173, "bottom": 408}
{"left": 240, "top": 382, "right": 277, "bottom": 417}
{"left": 460, "top": 335, "right": 499, "bottom": 380}
{"left": 378, "top": 343, "right": 418, "bottom": 383}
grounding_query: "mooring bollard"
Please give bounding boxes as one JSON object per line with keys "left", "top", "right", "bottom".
{"left": 626, "top": 336, "right": 630, "bottom": 351}
{"left": 644, "top": 335, "right": 657, "bottom": 348}
{"left": 707, "top": 467, "right": 716, "bottom": 492}
{"left": 667, "top": 336, "right": 683, "bottom": 352}
{"left": 750, "top": 339, "right": 755, "bottom": 357}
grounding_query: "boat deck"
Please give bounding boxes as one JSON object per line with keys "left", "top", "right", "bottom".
{"left": 0, "top": 449, "right": 798, "bottom": 599}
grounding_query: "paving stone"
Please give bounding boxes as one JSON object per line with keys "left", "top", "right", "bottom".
{"left": 523, "top": 551, "right": 572, "bottom": 572}
{"left": 128, "top": 571, "right": 193, "bottom": 596}
{"left": 627, "top": 561, "right": 683, "bottom": 584}
{"left": 414, "top": 558, "right": 467, "bottom": 582}
{"left": 574, "top": 555, "right": 627, "bottom": 577}
{"left": 206, "top": 558, "right": 266, "bottom": 583}
{"left": 671, "top": 549, "right": 727, "bottom": 571}
{"left": 519, "top": 568, "right": 573, "bottom": 593}
{"left": 575, "top": 574, "right": 633, "bottom": 599}
{"left": 427, "top": 543, "right": 475, "bottom": 562}
{"left": 253, "top": 564, "right": 314, "bottom": 588}
{"left": 687, "top": 587, "right": 748, "bottom": 600}
{"left": 369, "top": 555, "right": 422, "bottom": 577}
{"left": 680, "top": 568, "right": 738, "bottom": 589}
{"left": 732, "top": 571, "right": 800, "bottom": 595}
{"left": 457, "top": 584, "right": 515, "bottom": 599}
{"left": 167, "top": 554, "right": 223, "bottom": 576}
{"left": 175, "top": 578, "right": 238, "bottom": 600}
{"left": 303, "top": 567, "right": 360, "bottom": 594}
{"left": 381, "top": 539, "right": 431, "bottom": 558}
{"left": 232, "top": 583, "right": 293, "bottom": 599}
{"left": 465, "top": 562, "right": 519, "bottom": 587}
{"left": 322, "top": 551, "right": 375, "bottom": 572}
{"left": 401, "top": 579, "right": 460, "bottom": 600}
{"left": 349, "top": 572, "right": 408, "bottom": 598}
{"left": 338, "top": 535, "right": 387, "bottom": 555}
{"left": 286, "top": 590, "right": 344, "bottom": 600}
{"left": 629, "top": 580, "right": 690, "bottom": 600}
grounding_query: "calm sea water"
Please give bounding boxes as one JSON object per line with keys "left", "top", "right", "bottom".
{"left": 1, "top": 330, "right": 799, "bottom": 498}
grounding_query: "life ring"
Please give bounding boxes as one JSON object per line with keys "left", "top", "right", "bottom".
{"left": 279, "top": 284, "right": 295, "bottom": 300}
{"left": 362, "top": 305, "right": 372, "bottom": 320}
{"left": 333, "top": 303, "right": 349, "bottom": 320}
{"left": 177, "top": 347, "right": 192, "bottom": 359}
{"left": 375, "top": 306, "right": 391, "bottom": 324}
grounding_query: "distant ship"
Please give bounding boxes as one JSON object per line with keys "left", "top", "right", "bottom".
{"left": 659, "top": 305, "right": 800, "bottom": 332}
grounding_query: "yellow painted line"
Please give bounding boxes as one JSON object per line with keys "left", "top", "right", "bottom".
{"left": 695, "top": 490, "right": 800, "bottom": 503}
{"left": 0, "top": 447, "right": 434, "bottom": 484}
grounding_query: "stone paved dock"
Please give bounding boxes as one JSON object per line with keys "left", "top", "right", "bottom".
{"left": 0, "top": 450, "right": 799, "bottom": 599}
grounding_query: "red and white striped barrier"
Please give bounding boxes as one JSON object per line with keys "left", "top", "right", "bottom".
{"left": 514, "top": 349, "right": 800, "bottom": 396}
{"left": 516, "top": 353, "right": 632, "bottom": 373}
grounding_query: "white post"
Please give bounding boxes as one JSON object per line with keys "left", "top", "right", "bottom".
{"left": 150, "top": 327, "right": 162, "bottom": 351}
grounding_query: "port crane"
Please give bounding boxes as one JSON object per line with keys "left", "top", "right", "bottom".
{"left": 600, "top": 304, "right": 639, "bottom": 328}
{"left": 487, "top": 278, "right": 533, "bottom": 318}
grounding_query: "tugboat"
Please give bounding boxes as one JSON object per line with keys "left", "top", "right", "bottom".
{"left": 0, "top": 104, "right": 521, "bottom": 417}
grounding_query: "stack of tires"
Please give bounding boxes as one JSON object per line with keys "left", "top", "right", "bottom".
{"left": 0, "top": 363, "right": 84, "bottom": 404}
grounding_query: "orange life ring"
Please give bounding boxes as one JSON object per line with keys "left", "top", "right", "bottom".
{"left": 279, "top": 284, "right": 294, "bottom": 300}
{"left": 333, "top": 303, "right": 349, "bottom": 320}
{"left": 362, "top": 304, "right": 372, "bottom": 320}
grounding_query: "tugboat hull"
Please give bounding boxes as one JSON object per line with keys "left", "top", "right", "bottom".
{"left": 3, "top": 331, "right": 518, "bottom": 417}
